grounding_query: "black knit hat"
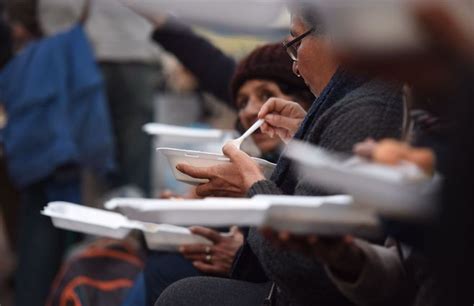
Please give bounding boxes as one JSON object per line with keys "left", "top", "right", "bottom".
{"left": 230, "top": 42, "right": 310, "bottom": 102}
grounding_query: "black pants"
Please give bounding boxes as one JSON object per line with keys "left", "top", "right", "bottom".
{"left": 15, "top": 167, "right": 81, "bottom": 306}
{"left": 156, "top": 277, "right": 273, "bottom": 306}
{"left": 100, "top": 63, "right": 161, "bottom": 196}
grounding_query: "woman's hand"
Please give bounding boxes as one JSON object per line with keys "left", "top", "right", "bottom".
{"left": 179, "top": 226, "right": 244, "bottom": 276}
{"left": 260, "top": 228, "right": 366, "bottom": 283}
{"left": 258, "top": 98, "right": 307, "bottom": 143}
{"left": 176, "top": 143, "right": 265, "bottom": 197}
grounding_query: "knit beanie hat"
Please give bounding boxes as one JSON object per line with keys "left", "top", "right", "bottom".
{"left": 230, "top": 42, "right": 309, "bottom": 102}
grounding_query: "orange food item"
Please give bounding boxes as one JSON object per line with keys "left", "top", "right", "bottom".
{"left": 371, "top": 139, "right": 436, "bottom": 175}
{"left": 405, "top": 149, "right": 436, "bottom": 175}
{"left": 373, "top": 139, "right": 410, "bottom": 165}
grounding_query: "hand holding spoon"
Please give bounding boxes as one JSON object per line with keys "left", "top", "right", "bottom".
{"left": 225, "top": 119, "right": 265, "bottom": 150}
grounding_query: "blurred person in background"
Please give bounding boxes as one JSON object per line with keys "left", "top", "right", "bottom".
{"left": 121, "top": 42, "right": 314, "bottom": 306}
{"left": 0, "top": 1, "right": 18, "bottom": 303}
{"left": 0, "top": 1, "right": 115, "bottom": 305}
{"left": 0, "top": 0, "right": 18, "bottom": 252}
{"left": 40, "top": 0, "right": 164, "bottom": 197}
{"left": 154, "top": 2, "right": 405, "bottom": 305}
{"left": 324, "top": 3, "right": 474, "bottom": 305}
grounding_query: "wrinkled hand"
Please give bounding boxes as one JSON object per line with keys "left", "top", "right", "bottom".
{"left": 176, "top": 144, "right": 265, "bottom": 197}
{"left": 260, "top": 228, "right": 365, "bottom": 282}
{"left": 179, "top": 226, "right": 244, "bottom": 276}
{"left": 258, "top": 98, "right": 307, "bottom": 143}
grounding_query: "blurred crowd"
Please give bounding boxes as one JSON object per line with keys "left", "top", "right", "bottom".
{"left": 0, "top": 0, "right": 473, "bottom": 306}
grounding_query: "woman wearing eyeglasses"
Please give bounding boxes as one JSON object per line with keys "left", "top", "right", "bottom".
{"left": 155, "top": 4, "right": 405, "bottom": 306}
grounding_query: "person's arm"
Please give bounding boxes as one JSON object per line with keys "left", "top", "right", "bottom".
{"left": 230, "top": 239, "right": 269, "bottom": 282}
{"left": 79, "top": 0, "right": 90, "bottom": 24}
{"left": 325, "top": 239, "right": 414, "bottom": 306}
{"left": 152, "top": 17, "right": 236, "bottom": 105}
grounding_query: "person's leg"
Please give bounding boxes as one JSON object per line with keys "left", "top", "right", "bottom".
{"left": 100, "top": 63, "right": 161, "bottom": 196}
{"left": 15, "top": 166, "right": 81, "bottom": 306}
{"left": 156, "top": 277, "right": 272, "bottom": 306}
{"left": 121, "top": 272, "right": 147, "bottom": 306}
{"left": 0, "top": 155, "right": 20, "bottom": 251}
{"left": 144, "top": 252, "right": 202, "bottom": 305}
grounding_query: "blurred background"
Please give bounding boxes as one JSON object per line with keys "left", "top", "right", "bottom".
{"left": 0, "top": 0, "right": 472, "bottom": 306}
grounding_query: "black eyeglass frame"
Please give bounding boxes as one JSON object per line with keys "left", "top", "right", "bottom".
{"left": 283, "top": 28, "right": 314, "bottom": 61}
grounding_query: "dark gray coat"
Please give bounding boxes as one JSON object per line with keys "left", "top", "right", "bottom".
{"left": 232, "top": 69, "right": 404, "bottom": 306}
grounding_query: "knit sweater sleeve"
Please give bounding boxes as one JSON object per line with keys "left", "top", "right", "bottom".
{"left": 152, "top": 17, "right": 236, "bottom": 105}
{"left": 247, "top": 179, "right": 282, "bottom": 197}
{"left": 315, "top": 94, "right": 403, "bottom": 153}
{"left": 292, "top": 93, "right": 403, "bottom": 195}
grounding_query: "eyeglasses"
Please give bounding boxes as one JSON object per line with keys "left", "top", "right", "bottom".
{"left": 283, "top": 28, "right": 314, "bottom": 62}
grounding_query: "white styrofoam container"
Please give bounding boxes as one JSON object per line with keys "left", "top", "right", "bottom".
{"left": 157, "top": 147, "right": 276, "bottom": 185}
{"left": 42, "top": 202, "right": 213, "bottom": 250}
{"left": 143, "top": 123, "right": 227, "bottom": 143}
{"left": 141, "top": 224, "right": 211, "bottom": 251}
{"left": 104, "top": 196, "right": 378, "bottom": 238}
{"left": 251, "top": 195, "right": 380, "bottom": 238}
{"left": 252, "top": 195, "right": 354, "bottom": 207}
{"left": 42, "top": 202, "right": 134, "bottom": 239}
{"left": 105, "top": 197, "right": 270, "bottom": 227}
{"left": 263, "top": 204, "right": 381, "bottom": 239}
{"left": 45, "top": 195, "right": 381, "bottom": 242}
{"left": 285, "top": 141, "right": 437, "bottom": 218}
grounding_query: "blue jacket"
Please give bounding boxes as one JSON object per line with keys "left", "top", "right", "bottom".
{"left": 0, "top": 24, "right": 115, "bottom": 188}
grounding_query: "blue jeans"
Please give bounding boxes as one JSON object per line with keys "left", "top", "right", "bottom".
{"left": 121, "top": 273, "right": 147, "bottom": 306}
{"left": 121, "top": 252, "right": 202, "bottom": 306}
{"left": 15, "top": 166, "right": 81, "bottom": 306}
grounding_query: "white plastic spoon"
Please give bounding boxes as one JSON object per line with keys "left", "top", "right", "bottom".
{"left": 225, "top": 119, "right": 265, "bottom": 150}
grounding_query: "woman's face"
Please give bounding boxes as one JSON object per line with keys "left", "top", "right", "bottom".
{"left": 290, "top": 16, "right": 338, "bottom": 96}
{"left": 236, "top": 79, "right": 295, "bottom": 153}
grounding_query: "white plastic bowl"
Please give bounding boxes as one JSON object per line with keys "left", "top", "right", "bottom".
{"left": 157, "top": 147, "right": 276, "bottom": 185}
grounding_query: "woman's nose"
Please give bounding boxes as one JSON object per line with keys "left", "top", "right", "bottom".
{"left": 241, "top": 100, "right": 260, "bottom": 122}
